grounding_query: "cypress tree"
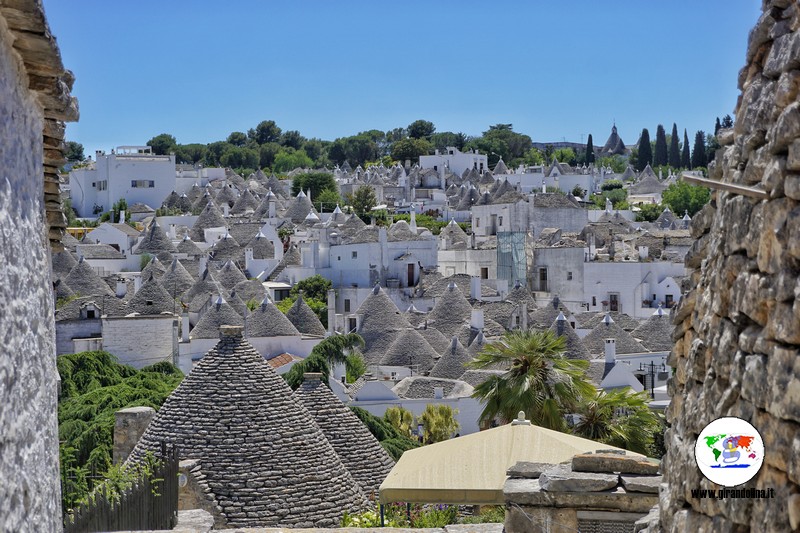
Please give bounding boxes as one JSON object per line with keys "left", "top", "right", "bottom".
{"left": 668, "top": 123, "right": 681, "bottom": 168}
{"left": 714, "top": 117, "right": 722, "bottom": 136}
{"left": 637, "top": 128, "right": 652, "bottom": 171}
{"left": 654, "top": 124, "right": 668, "bottom": 167}
{"left": 691, "top": 130, "right": 707, "bottom": 169}
{"left": 681, "top": 129, "right": 691, "bottom": 168}
{"left": 586, "top": 134, "right": 595, "bottom": 164}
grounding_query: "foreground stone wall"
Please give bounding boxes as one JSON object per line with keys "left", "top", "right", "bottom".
{"left": 0, "top": 13, "right": 60, "bottom": 532}
{"left": 661, "top": 1, "right": 800, "bottom": 531}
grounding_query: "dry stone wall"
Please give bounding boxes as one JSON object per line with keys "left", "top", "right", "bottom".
{"left": 661, "top": 1, "right": 800, "bottom": 531}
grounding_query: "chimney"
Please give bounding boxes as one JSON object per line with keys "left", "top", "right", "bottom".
{"left": 169, "top": 224, "right": 176, "bottom": 239}
{"left": 118, "top": 209, "right": 126, "bottom": 223}
{"left": 223, "top": 204, "right": 229, "bottom": 217}
{"left": 198, "top": 255, "right": 207, "bottom": 277}
{"left": 434, "top": 387, "right": 444, "bottom": 399}
{"left": 638, "top": 246, "right": 649, "bottom": 260}
{"left": 410, "top": 210, "right": 417, "bottom": 232}
{"left": 181, "top": 313, "right": 190, "bottom": 342}
{"left": 555, "top": 311, "right": 567, "bottom": 336}
{"left": 115, "top": 279, "right": 127, "bottom": 298}
{"left": 245, "top": 247, "right": 254, "bottom": 269}
{"left": 113, "top": 407, "right": 155, "bottom": 465}
{"left": 605, "top": 338, "right": 616, "bottom": 363}
{"left": 268, "top": 198, "right": 276, "bottom": 218}
{"left": 470, "top": 276, "right": 481, "bottom": 301}
{"left": 327, "top": 289, "right": 336, "bottom": 336}
{"left": 219, "top": 324, "right": 243, "bottom": 339}
{"left": 470, "top": 309, "right": 484, "bottom": 330}
{"left": 303, "top": 372, "right": 323, "bottom": 382}
{"left": 520, "top": 303, "right": 528, "bottom": 330}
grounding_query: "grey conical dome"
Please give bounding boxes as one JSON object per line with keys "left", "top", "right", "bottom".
{"left": 286, "top": 294, "right": 326, "bottom": 336}
{"left": 233, "top": 279, "right": 267, "bottom": 304}
{"left": 190, "top": 201, "right": 227, "bottom": 242}
{"left": 128, "top": 327, "right": 368, "bottom": 527}
{"left": 160, "top": 259, "right": 195, "bottom": 299}
{"left": 355, "top": 285, "right": 412, "bottom": 364}
{"left": 64, "top": 256, "right": 116, "bottom": 297}
{"left": 52, "top": 249, "right": 78, "bottom": 280}
{"left": 427, "top": 282, "right": 472, "bottom": 338}
{"left": 283, "top": 191, "right": 316, "bottom": 223}
{"left": 176, "top": 235, "right": 203, "bottom": 257}
{"left": 128, "top": 274, "right": 176, "bottom": 315}
{"left": 182, "top": 266, "right": 223, "bottom": 305}
{"left": 214, "top": 184, "right": 239, "bottom": 208}
{"left": 141, "top": 256, "right": 167, "bottom": 280}
{"left": 215, "top": 259, "right": 247, "bottom": 290}
{"left": 631, "top": 307, "right": 673, "bottom": 352}
{"left": 134, "top": 220, "right": 177, "bottom": 260}
{"left": 429, "top": 337, "right": 472, "bottom": 380}
{"left": 190, "top": 295, "right": 244, "bottom": 339}
{"left": 418, "top": 326, "right": 450, "bottom": 356}
{"left": 581, "top": 314, "right": 647, "bottom": 355}
{"left": 549, "top": 312, "right": 591, "bottom": 360}
{"left": 230, "top": 188, "right": 259, "bottom": 215}
{"left": 244, "top": 230, "right": 275, "bottom": 259}
{"left": 380, "top": 328, "right": 439, "bottom": 373}
{"left": 293, "top": 374, "right": 395, "bottom": 498}
{"left": 208, "top": 233, "right": 242, "bottom": 263}
{"left": 246, "top": 296, "right": 300, "bottom": 337}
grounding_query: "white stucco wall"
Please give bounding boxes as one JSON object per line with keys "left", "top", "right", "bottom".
{"left": 102, "top": 315, "right": 177, "bottom": 369}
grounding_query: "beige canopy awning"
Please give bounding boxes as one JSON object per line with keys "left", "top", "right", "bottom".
{"left": 379, "top": 419, "right": 642, "bottom": 505}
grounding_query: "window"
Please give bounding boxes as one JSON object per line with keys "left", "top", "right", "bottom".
{"left": 131, "top": 180, "right": 155, "bottom": 188}
{"left": 567, "top": 271, "right": 573, "bottom": 281}
{"left": 351, "top": 251, "right": 357, "bottom": 259}
{"left": 475, "top": 218, "right": 480, "bottom": 228}
{"left": 86, "top": 309, "right": 96, "bottom": 319}
{"left": 97, "top": 180, "right": 107, "bottom": 191}
{"left": 592, "top": 296, "right": 597, "bottom": 307}
{"left": 344, "top": 299, "right": 351, "bottom": 312}
{"left": 480, "top": 267, "right": 489, "bottom": 279}
{"left": 498, "top": 216, "right": 503, "bottom": 226}
{"left": 348, "top": 317, "right": 357, "bottom": 332}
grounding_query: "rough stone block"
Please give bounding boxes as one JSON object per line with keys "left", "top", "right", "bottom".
{"left": 621, "top": 475, "right": 662, "bottom": 494}
{"left": 766, "top": 345, "right": 800, "bottom": 423}
{"left": 769, "top": 101, "right": 800, "bottom": 153}
{"left": 788, "top": 139, "right": 800, "bottom": 170}
{"left": 539, "top": 464, "right": 619, "bottom": 492}
{"left": 764, "top": 31, "right": 800, "bottom": 78}
{"left": 785, "top": 174, "right": 800, "bottom": 200}
{"left": 506, "top": 462, "right": 550, "bottom": 479}
{"left": 571, "top": 453, "right": 660, "bottom": 476}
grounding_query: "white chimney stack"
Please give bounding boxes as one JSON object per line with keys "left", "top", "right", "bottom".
{"left": 327, "top": 289, "right": 336, "bottom": 336}
{"left": 223, "top": 204, "right": 229, "bottom": 217}
{"left": 639, "top": 246, "right": 649, "bottom": 260}
{"left": 470, "top": 309, "right": 484, "bottom": 330}
{"left": 134, "top": 275, "right": 142, "bottom": 293}
{"left": 605, "top": 338, "right": 616, "bottom": 364}
{"left": 115, "top": 279, "right": 127, "bottom": 298}
{"left": 470, "top": 276, "right": 481, "bottom": 301}
{"left": 434, "top": 387, "right": 444, "bottom": 400}
{"left": 181, "top": 313, "right": 190, "bottom": 342}
{"left": 118, "top": 209, "right": 125, "bottom": 223}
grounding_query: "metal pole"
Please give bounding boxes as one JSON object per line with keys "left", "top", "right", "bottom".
{"left": 380, "top": 503, "right": 385, "bottom": 527}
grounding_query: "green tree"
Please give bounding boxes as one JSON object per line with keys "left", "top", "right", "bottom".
{"left": 345, "top": 353, "right": 367, "bottom": 384}
{"left": 291, "top": 171, "right": 337, "bottom": 199}
{"left": 681, "top": 129, "right": 691, "bottom": 169}
{"left": 259, "top": 142, "right": 281, "bottom": 169}
{"left": 175, "top": 143, "right": 207, "bottom": 165}
{"left": 636, "top": 129, "right": 652, "bottom": 171}
{"left": 384, "top": 406, "right": 414, "bottom": 438}
{"left": 65, "top": 141, "right": 85, "bottom": 162}
{"left": 283, "top": 333, "right": 364, "bottom": 389}
{"left": 524, "top": 147, "right": 545, "bottom": 166}
{"left": 280, "top": 130, "right": 305, "bottom": 150}
{"left": 596, "top": 155, "right": 627, "bottom": 173}
{"left": 273, "top": 148, "right": 313, "bottom": 172}
{"left": 721, "top": 114, "right": 734, "bottom": 129}
{"left": 204, "top": 141, "right": 233, "bottom": 166}
{"left": 553, "top": 147, "right": 577, "bottom": 165}
{"left": 601, "top": 179, "right": 623, "bottom": 191}
{"left": 714, "top": 117, "right": 722, "bottom": 136}
{"left": 571, "top": 185, "right": 585, "bottom": 198}
{"left": 350, "top": 406, "right": 420, "bottom": 460}
{"left": 705, "top": 132, "right": 720, "bottom": 166}
{"left": 654, "top": 125, "right": 668, "bottom": 167}
{"left": 571, "top": 388, "right": 663, "bottom": 456}
{"left": 468, "top": 330, "right": 593, "bottom": 430}
{"left": 419, "top": 404, "right": 460, "bottom": 444}
{"left": 661, "top": 180, "right": 710, "bottom": 216}
{"left": 147, "top": 133, "right": 177, "bottom": 155}
{"left": 226, "top": 131, "right": 248, "bottom": 147}
{"left": 220, "top": 146, "right": 259, "bottom": 170}
{"left": 290, "top": 274, "right": 332, "bottom": 302}
{"left": 348, "top": 185, "right": 377, "bottom": 216}
{"left": 302, "top": 138, "right": 328, "bottom": 163}
{"left": 668, "top": 123, "right": 681, "bottom": 168}
{"left": 249, "top": 120, "right": 282, "bottom": 144}
{"left": 391, "top": 137, "right": 432, "bottom": 162}
{"left": 430, "top": 131, "right": 469, "bottom": 152}
{"left": 316, "top": 188, "right": 342, "bottom": 212}
{"left": 407, "top": 119, "right": 436, "bottom": 140}
{"left": 691, "top": 130, "right": 707, "bottom": 169}
{"left": 635, "top": 203, "right": 663, "bottom": 222}
{"left": 585, "top": 134, "right": 594, "bottom": 164}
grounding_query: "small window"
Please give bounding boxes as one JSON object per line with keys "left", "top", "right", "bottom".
{"left": 344, "top": 299, "right": 351, "bottom": 312}
{"left": 86, "top": 309, "right": 96, "bottom": 319}
{"left": 498, "top": 216, "right": 503, "bottom": 226}
{"left": 592, "top": 296, "right": 597, "bottom": 307}
{"left": 480, "top": 267, "right": 489, "bottom": 279}
{"left": 337, "top": 256, "right": 341, "bottom": 261}
{"left": 146, "top": 300, "right": 153, "bottom": 305}
{"left": 567, "top": 272, "right": 573, "bottom": 281}
{"left": 348, "top": 317, "right": 357, "bottom": 332}
{"left": 475, "top": 218, "right": 480, "bottom": 228}
{"left": 352, "top": 251, "right": 357, "bottom": 259}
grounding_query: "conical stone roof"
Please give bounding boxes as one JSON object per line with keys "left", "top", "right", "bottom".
{"left": 141, "top": 256, "right": 167, "bottom": 280}
{"left": 128, "top": 327, "right": 368, "bottom": 527}
{"left": 293, "top": 374, "right": 395, "bottom": 498}
{"left": 246, "top": 296, "right": 300, "bottom": 337}
{"left": 427, "top": 282, "right": 473, "bottom": 338}
{"left": 160, "top": 259, "right": 196, "bottom": 299}
{"left": 190, "top": 201, "right": 227, "bottom": 242}
{"left": 286, "top": 294, "right": 326, "bottom": 336}
{"left": 245, "top": 231, "right": 275, "bottom": 259}
{"left": 230, "top": 188, "right": 259, "bottom": 215}
{"left": 549, "top": 312, "right": 591, "bottom": 360}
{"left": 355, "top": 285, "right": 412, "bottom": 364}
{"left": 128, "top": 274, "right": 177, "bottom": 315}
{"left": 417, "top": 326, "right": 450, "bottom": 356}
{"left": 429, "top": 337, "right": 473, "bottom": 380}
{"left": 134, "top": 220, "right": 177, "bottom": 260}
{"left": 182, "top": 266, "right": 223, "bottom": 305}
{"left": 631, "top": 307, "right": 673, "bottom": 352}
{"left": 176, "top": 235, "right": 203, "bottom": 257}
{"left": 52, "top": 249, "right": 77, "bottom": 280}
{"left": 283, "top": 191, "right": 315, "bottom": 223}
{"left": 214, "top": 184, "right": 239, "bottom": 208}
{"left": 380, "top": 328, "right": 439, "bottom": 373}
{"left": 215, "top": 260, "right": 247, "bottom": 290}
{"left": 233, "top": 279, "right": 267, "bottom": 304}
{"left": 64, "top": 256, "right": 116, "bottom": 297}
{"left": 581, "top": 314, "right": 647, "bottom": 355}
{"left": 208, "top": 233, "right": 242, "bottom": 263}
{"left": 190, "top": 296, "right": 244, "bottom": 339}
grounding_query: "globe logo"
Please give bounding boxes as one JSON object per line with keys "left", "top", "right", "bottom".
{"left": 694, "top": 417, "right": 764, "bottom": 486}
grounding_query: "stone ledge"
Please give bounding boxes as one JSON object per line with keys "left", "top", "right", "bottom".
{"left": 504, "top": 479, "right": 658, "bottom": 514}
{"left": 572, "top": 453, "right": 660, "bottom": 476}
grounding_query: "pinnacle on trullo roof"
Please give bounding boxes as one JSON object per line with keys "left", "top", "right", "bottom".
{"left": 127, "top": 326, "right": 368, "bottom": 527}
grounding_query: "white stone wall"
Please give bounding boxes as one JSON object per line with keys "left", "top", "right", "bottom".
{"left": 56, "top": 319, "right": 103, "bottom": 355}
{"left": 102, "top": 316, "right": 177, "bottom": 369}
{"left": 0, "top": 15, "right": 62, "bottom": 529}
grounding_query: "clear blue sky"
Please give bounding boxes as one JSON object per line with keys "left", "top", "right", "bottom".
{"left": 43, "top": 1, "right": 762, "bottom": 155}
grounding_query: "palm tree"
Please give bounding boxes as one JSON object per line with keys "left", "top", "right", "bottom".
{"left": 467, "top": 330, "right": 594, "bottom": 431}
{"left": 571, "top": 387, "right": 663, "bottom": 456}
{"left": 283, "top": 332, "right": 364, "bottom": 389}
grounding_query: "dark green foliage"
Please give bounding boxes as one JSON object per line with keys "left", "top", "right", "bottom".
{"left": 273, "top": 148, "right": 313, "bottom": 172}
{"left": 147, "top": 133, "right": 177, "bottom": 155}
{"left": 282, "top": 333, "right": 365, "bottom": 389}
{"left": 280, "top": 130, "right": 305, "bottom": 149}
{"left": 347, "top": 185, "right": 377, "bottom": 216}
{"left": 249, "top": 120, "right": 282, "bottom": 144}
{"left": 65, "top": 141, "right": 85, "bottom": 162}
{"left": 681, "top": 129, "right": 691, "bottom": 168}
{"left": 714, "top": 117, "right": 722, "bottom": 136}
{"left": 585, "top": 134, "right": 594, "bottom": 164}
{"left": 601, "top": 179, "right": 623, "bottom": 191}
{"left": 721, "top": 114, "right": 734, "bottom": 129}
{"left": 407, "top": 119, "right": 436, "bottom": 139}
{"left": 635, "top": 203, "right": 664, "bottom": 222}
{"left": 290, "top": 171, "right": 336, "bottom": 199}
{"left": 226, "top": 131, "right": 247, "bottom": 146}
{"left": 662, "top": 180, "right": 711, "bottom": 216}
{"left": 315, "top": 189, "right": 342, "bottom": 212}
{"left": 691, "top": 130, "right": 707, "bottom": 169}
{"left": 390, "top": 137, "right": 432, "bottom": 162}
{"left": 636, "top": 129, "right": 652, "bottom": 170}
{"left": 58, "top": 352, "right": 183, "bottom": 509}
{"left": 290, "top": 274, "right": 332, "bottom": 302}
{"left": 276, "top": 294, "right": 328, "bottom": 327}
{"left": 668, "top": 123, "right": 681, "bottom": 168}
{"left": 654, "top": 125, "right": 668, "bottom": 167}
{"left": 430, "top": 131, "right": 469, "bottom": 152}
{"left": 349, "top": 406, "right": 420, "bottom": 460}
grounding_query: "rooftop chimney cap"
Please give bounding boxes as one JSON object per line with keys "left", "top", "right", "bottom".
{"left": 511, "top": 411, "right": 531, "bottom": 426}
{"left": 219, "top": 325, "right": 243, "bottom": 338}
{"left": 303, "top": 372, "right": 323, "bottom": 381}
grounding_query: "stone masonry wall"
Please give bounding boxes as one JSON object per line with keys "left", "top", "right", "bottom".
{"left": 661, "top": 1, "right": 800, "bottom": 531}
{"left": 0, "top": 12, "right": 62, "bottom": 532}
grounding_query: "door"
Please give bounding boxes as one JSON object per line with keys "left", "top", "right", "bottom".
{"left": 538, "top": 268, "right": 548, "bottom": 292}
{"left": 407, "top": 263, "right": 415, "bottom": 287}
{"left": 609, "top": 293, "right": 620, "bottom": 312}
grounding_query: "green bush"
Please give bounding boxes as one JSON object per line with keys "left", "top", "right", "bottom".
{"left": 350, "top": 406, "right": 420, "bottom": 460}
